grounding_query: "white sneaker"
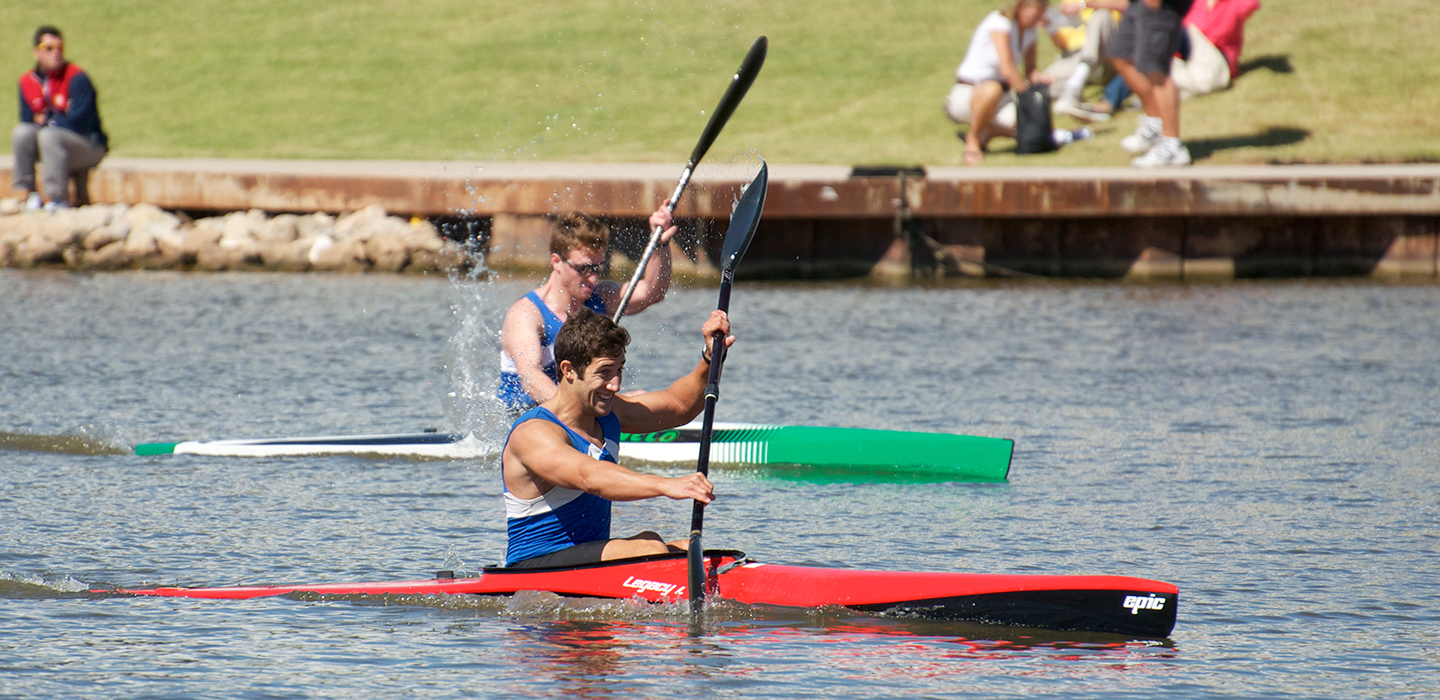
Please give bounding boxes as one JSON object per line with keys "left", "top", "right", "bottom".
{"left": 43, "top": 200, "right": 71, "bottom": 213}
{"left": 24, "top": 192, "right": 42, "bottom": 210}
{"left": 1121, "top": 118, "right": 1163, "bottom": 155}
{"left": 1132, "top": 139, "right": 1192, "bottom": 168}
{"left": 1055, "top": 96, "right": 1112, "bottom": 123}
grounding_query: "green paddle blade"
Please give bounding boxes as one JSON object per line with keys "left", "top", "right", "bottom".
{"left": 712, "top": 426, "right": 1012, "bottom": 481}
{"left": 619, "top": 424, "right": 1013, "bottom": 483}
{"left": 135, "top": 443, "right": 180, "bottom": 455}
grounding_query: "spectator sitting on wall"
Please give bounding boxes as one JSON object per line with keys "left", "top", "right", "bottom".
{"left": 12, "top": 25, "right": 108, "bottom": 212}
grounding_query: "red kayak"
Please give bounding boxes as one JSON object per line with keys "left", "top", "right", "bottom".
{"left": 107, "top": 551, "right": 1178, "bottom": 638}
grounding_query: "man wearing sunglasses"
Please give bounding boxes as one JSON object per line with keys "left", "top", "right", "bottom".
{"left": 13, "top": 26, "right": 108, "bottom": 212}
{"left": 498, "top": 206, "right": 677, "bottom": 414}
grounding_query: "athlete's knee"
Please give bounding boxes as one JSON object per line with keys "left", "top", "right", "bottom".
{"left": 625, "top": 531, "right": 665, "bottom": 542}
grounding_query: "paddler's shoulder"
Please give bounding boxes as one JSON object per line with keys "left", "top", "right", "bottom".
{"left": 508, "top": 413, "right": 572, "bottom": 451}
{"left": 501, "top": 291, "right": 548, "bottom": 331}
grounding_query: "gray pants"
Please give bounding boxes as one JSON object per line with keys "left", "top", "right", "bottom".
{"left": 11, "top": 123, "right": 107, "bottom": 204}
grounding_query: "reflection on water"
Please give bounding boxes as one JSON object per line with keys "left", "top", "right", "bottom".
{"left": 1, "top": 270, "right": 1438, "bottom": 698}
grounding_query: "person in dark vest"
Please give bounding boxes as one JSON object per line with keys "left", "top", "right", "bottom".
{"left": 13, "top": 25, "right": 108, "bottom": 212}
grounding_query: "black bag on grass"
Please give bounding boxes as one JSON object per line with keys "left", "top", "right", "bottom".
{"left": 1014, "top": 85, "right": 1057, "bottom": 155}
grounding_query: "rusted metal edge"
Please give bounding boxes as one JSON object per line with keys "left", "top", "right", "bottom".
{"left": 3, "top": 160, "right": 1438, "bottom": 219}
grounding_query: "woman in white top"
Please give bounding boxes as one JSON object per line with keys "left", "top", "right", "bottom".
{"left": 945, "top": 0, "right": 1054, "bottom": 164}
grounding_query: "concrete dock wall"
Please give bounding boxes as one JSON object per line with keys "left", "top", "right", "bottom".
{"left": 3, "top": 158, "right": 1437, "bottom": 280}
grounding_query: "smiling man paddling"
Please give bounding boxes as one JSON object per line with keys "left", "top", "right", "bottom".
{"left": 497, "top": 207, "right": 678, "bottom": 414}
{"left": 501, "top": 306, "right": 733, "bottom": 569}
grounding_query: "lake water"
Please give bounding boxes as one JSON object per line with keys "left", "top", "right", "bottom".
{"left": 2, "top": 268, "right": 1437, "bottom": 698}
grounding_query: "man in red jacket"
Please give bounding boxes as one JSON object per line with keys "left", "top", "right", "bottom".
{"left": 12, "top": 26, "right": 109, "bottom": 212}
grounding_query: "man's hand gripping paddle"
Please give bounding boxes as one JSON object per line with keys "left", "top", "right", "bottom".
{"left": 612, "top": 36, "right": 768, "bottom": 322}
{"left": 688, "top": 161, "right": 767, "bottom": 613}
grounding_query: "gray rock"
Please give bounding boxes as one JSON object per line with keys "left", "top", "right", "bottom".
{"left": 403, "top": 219, "right": 446, "bottom": 253}
{"left": 407, "top": 242, "right": 471, "bottom": 274}
{"left": 308, "top": 234, "right": 369, "bottom": 272}
{"left": 121, "top": 203, "right": 169, "bottom": 230}
{"left": 365, "top": 227, "right": 410, "bottom": 272}
{"left": 195, "top": 242, "right": 257, "bottom": 271}
{"left": 144, "top": 219, "right": 187, "bottom": 265}
{"left": 297, "top": 212, "right": 336, "bottom": 240}
{"left": 70, "top": 204, "right": 113, "bottom": 232}
{"left": 85, "top": 239, "right": 131, "bottom": 269}
{"left": 122, "top": 223, "right": 160, "bottom": 260}
{"left": 219, "top": 209, "right": 266, "bottom": 251}
{"left": 259, "top": 236, "right": 314, "bottom": 271}
{"left": 261, "top": 214, "right": 300, "bottom": 243}
{"left": 334, "top": 204, "right": 388, "bottom": 242}
{"left": 84, "top": 221, "right": 131, "bottom": 250}
{"left": 183, "top": 218, "right": 226, "bottom": 257}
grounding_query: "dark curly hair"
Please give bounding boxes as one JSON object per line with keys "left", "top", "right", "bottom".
{"left": 555, "top": 307, "right": 630, "bottom": 378}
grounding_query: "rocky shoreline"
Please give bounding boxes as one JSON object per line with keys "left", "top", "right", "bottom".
{"left": 0, "top": 199, "right": 471, "bottom": 273}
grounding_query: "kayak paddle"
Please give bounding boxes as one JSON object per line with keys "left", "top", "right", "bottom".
{"left": 612, "top": 36, "right": 768, "bottom": 322}
{"left": 689, "top": 160, "right": 768, "bottom": 612}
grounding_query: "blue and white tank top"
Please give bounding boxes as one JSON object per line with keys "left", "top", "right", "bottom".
{"left": 497, "top": 291, "right": 607, "bottom": 412}
{"left": 502, "top": 406, "right": 620, "bottom": 566}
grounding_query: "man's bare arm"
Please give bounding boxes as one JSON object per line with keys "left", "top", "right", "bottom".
{"left": 509, "top": 420, "right": 713, "bottom": 503}
{"left": 500, "top": 300, "right": 559, "bottom": 403}
{"left": 602, "top": 204, "right": 677, "bottom": 316}
{"left": 610, "top": 310, "right": 734, "bottom": 434}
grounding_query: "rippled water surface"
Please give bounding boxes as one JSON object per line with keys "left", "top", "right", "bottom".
{"left": 2, "top": 269, "right": 1437, "bottom": 698}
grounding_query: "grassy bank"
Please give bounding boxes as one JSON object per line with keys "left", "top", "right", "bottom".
{"left": 5, "top": 0, "right": 1438, "bottom": 166}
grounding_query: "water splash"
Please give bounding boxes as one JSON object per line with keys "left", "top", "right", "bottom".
{"left": 442, "top": 247, "right": 510, "bottom": 444}
{"left": 0, "top": 570, "right": 92, "bottom": 598}
{"left": 0, "top": 428, "right": 129, "bottom": 456}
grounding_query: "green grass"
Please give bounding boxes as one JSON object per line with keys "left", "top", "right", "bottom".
{"left": 5, "top": 0, "right": 1437, "bottom": 165}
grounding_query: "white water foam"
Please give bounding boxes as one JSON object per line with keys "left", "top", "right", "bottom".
{"left": 442, "top": 247, "right": 510, "bottom": 445}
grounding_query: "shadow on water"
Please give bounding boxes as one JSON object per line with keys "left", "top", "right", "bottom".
{"left": 1237, "top": 54, "right": 1294, "bottom": 77}
{"left": 1188, "top": 126, "right": 1310, "bottom": 161}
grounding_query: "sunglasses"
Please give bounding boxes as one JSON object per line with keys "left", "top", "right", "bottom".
{"left": 36, "top": 43, "right": 64, "bottom": 52}
{"left": 565, "top": 260, "right": 603, "bottom": 277}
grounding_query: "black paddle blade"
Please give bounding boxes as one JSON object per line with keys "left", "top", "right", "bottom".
{"left": 687, "top": 36, "right": 768, "bottom": 168}
{"left": 719, "top": 161, "right": 768, "bottom": 274}
{"left": 687, "top": 532, "right": 704, "bottom": 610}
